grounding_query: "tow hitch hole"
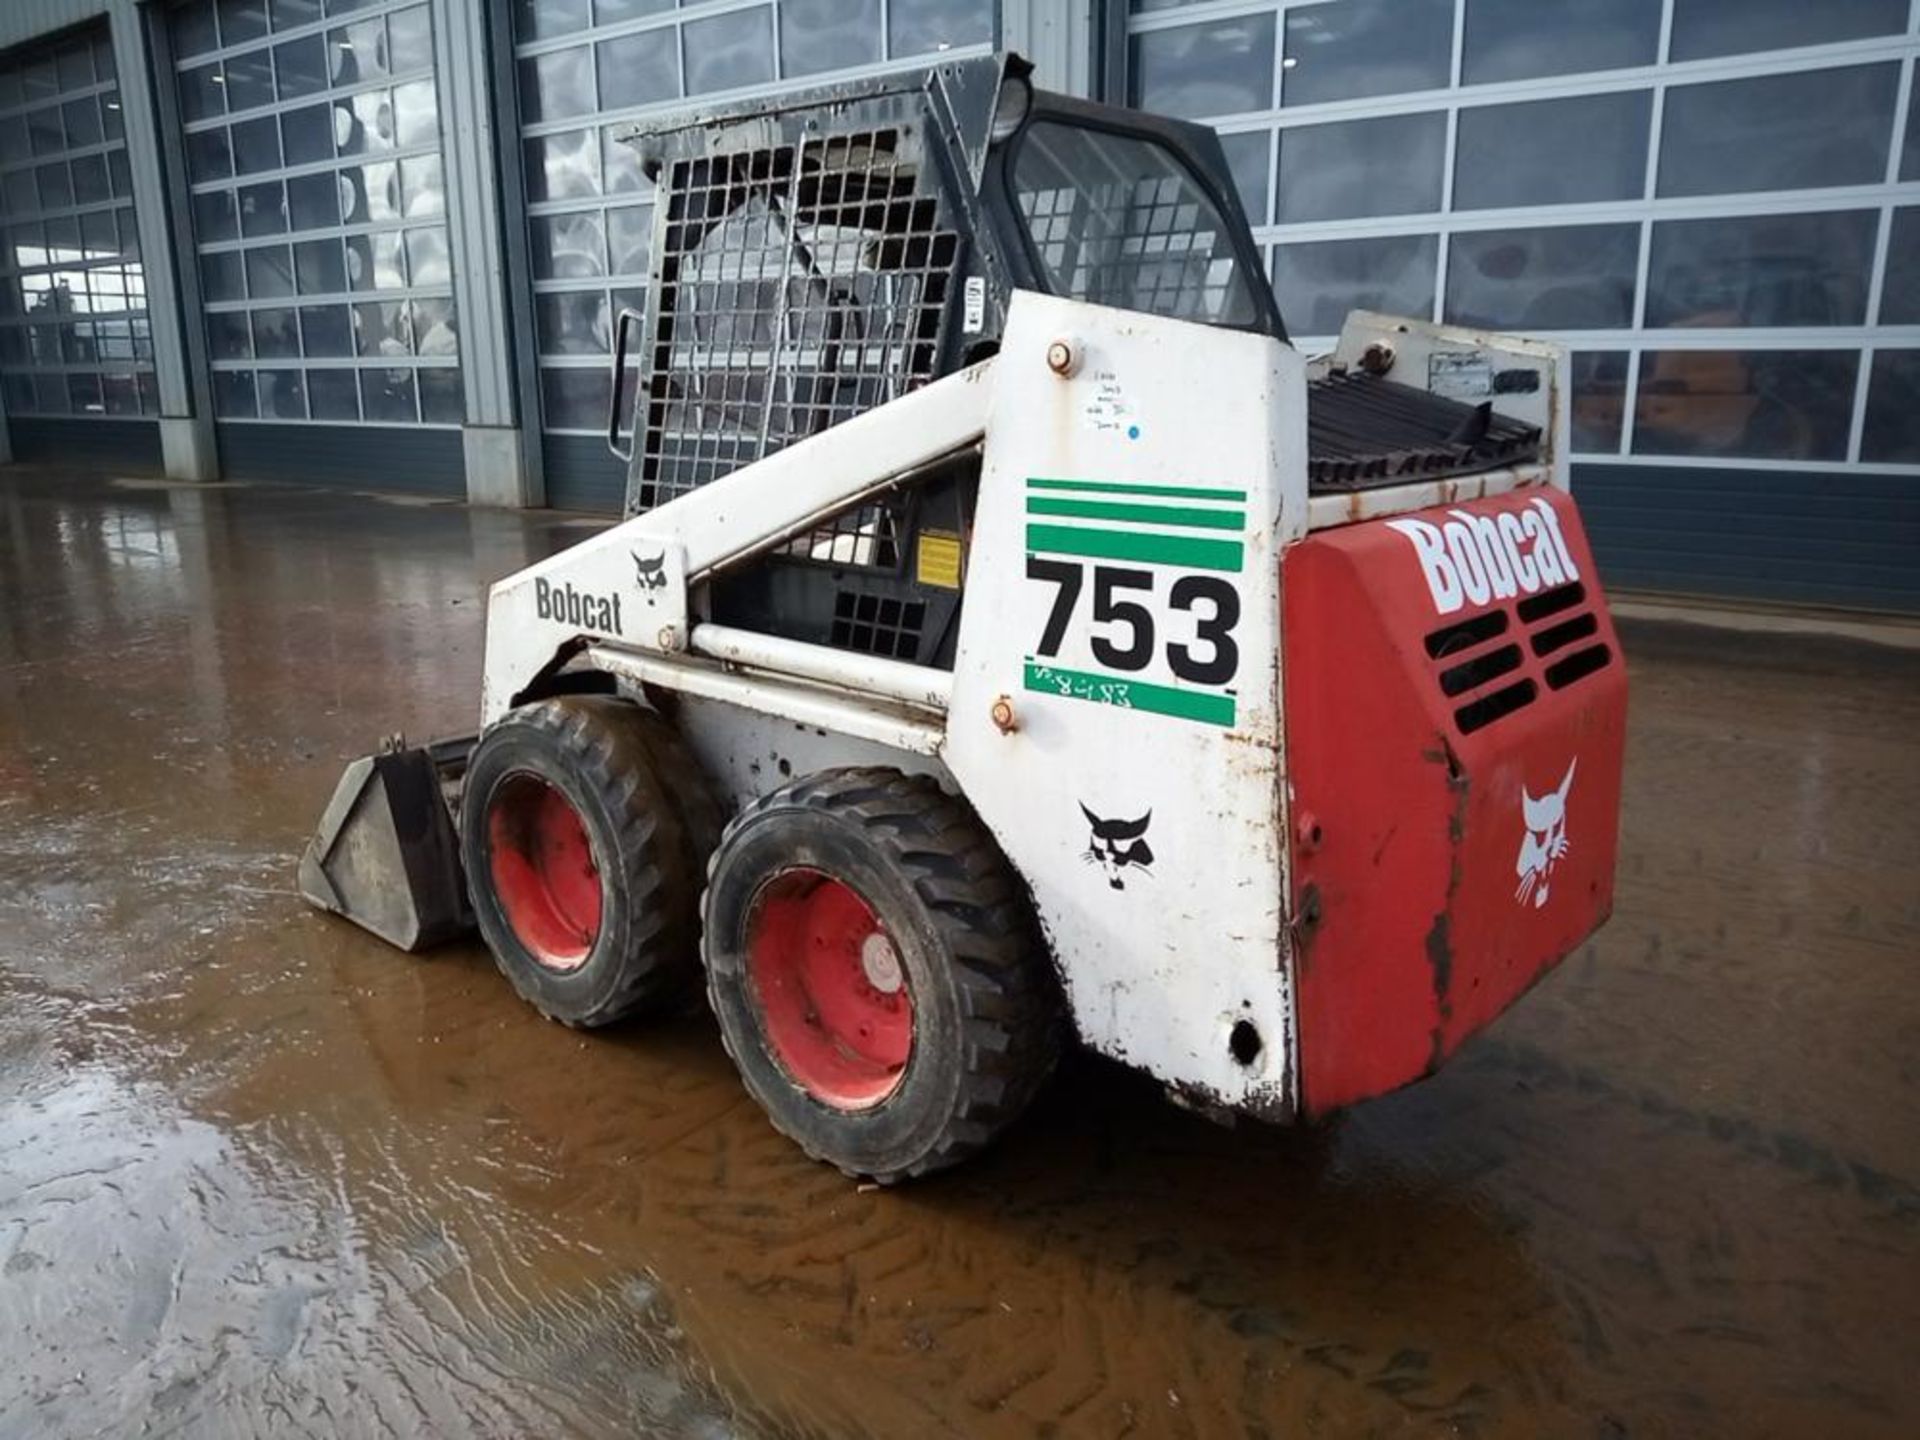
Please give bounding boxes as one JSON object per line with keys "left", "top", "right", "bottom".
{"left": 1229, "top": 1020, "right": 1262, "bottom": 1068}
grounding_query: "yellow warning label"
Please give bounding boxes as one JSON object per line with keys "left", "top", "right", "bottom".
{"left": 916, "top": 531, "right": 963, "bottom": 589}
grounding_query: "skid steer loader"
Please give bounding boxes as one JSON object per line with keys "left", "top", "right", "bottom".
{"left": 299, "top": 55, "right": 1626, "bottom": 1182}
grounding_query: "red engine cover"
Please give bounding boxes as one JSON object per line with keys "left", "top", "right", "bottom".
{"left": 1282, "top": 487, "right": 1627, "bottom": 1115}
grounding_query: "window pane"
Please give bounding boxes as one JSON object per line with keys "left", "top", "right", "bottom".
{"left": 287, "top": 170, "right": 340, "bottom": 230}
{"left": 275, "top": 36, "right": 327, "bottom": 101}
{"left": 411, "top": 295, "right": 456, "bottom": 354}
{"left": 1446, "top": 223, "right": 1640, "bottom": 330}
{"left": 355, "top": 298, "right": 411, "bottom": 356}
{"left": 232, "top": 115, "right": 282, "bottom": 175}
{"left": 1455, "top": 92, "right": 1651, "bottom": 210}
{"left": 201, "top": 249, "right": 245, "bottom": 301}
{"left": 360, "top": 161, "right": 401, "bottom": 222}
{"left": 515, "top": 0, "right": 589, "bottom": 42}
{"left": 1633, "top": 349, "right": 1858, "bottom": 461}
{"left": 389, "top": 6, "right": 433, "bottom": 74}
{"left": 36, "top": 162, "right": 73, "bottom": 211}
{"left": 1658, "top": 66, "right": 1899, "bottom": 197}
{"left": 258, "top": 367, "right": 307, "bottom": 419}
{"left": 188, "top": 127, "right": 233, "bottom": 182}
{"left": 393, "top": 80, "right": 437, "bottom": 148}
{"left": 62, "top": 97, "right": 102, "bottom": 148}
{"left": 607, "top": 204, "right": 650, "bottom": 275}
{"left": 1283, "top": 0, "right": 1451, "bottom": 108}
{"left": 1647, "top": 211, "right": 1877, "bottom": 329}
{"left": 418, "top": 365, "right": 462, "bottom": 424}
{"left": 246, "top": 243, "right": 296, "bottom": 298}
{"left": 270, "top": 0, "right": 323, "bottom": 29}
{"left": 299, "top": 303, "right": 352, "bottom": 356}
{"left": 238, "top": 180, "right": 288, "bottom": 237}
{"left": 1861, "top": 350, "right": 1920, "bottom": 463}
{"left": 525, "top": 129, "right": 600, "bottom": 202}
{"left": 294, "top": 237, "right": 346, "bottom": 293}
{"left": 1276, "top": 113, "right": 1445, "bottom": 224}
{"left": 180, "top": 63, "right": 224, "bottom": 122}
{"left": 685, "top": 8, "right": 773, "bottom": 97}
{"left": 282, "top": 102, "right": 333, "bottom": 166}
{"left": 218, "top": 0, "right": 269, "bottom": 48}
{"left": 1906, "top": 69, "right": 1920, "bottom": 183}
{"left": 596, "top": 31, "right": 679, "bottom": 112}
{"left": 521, "top": 47, "right": 595, "bottom": 123}
{"left": 328, "top": 19, "right": 387, "bottom": 87}
{"left": 401, "top": 155, "right": 444, "bottom": 218}
{"left": 208, "top": 309, "right": 251, "bottom": 359}
{"left": 1570, "top": 352, "right": 1628, "bottom": 453}
{"left": 537, "top": 288, "right": 610, "bottom": 355}
{"left": 345, "top": 230, "right": 407, "bottom": 289}
{"left": 214, "top": 368, "right": 256, "bottom": 416}
{"left": 603, "top": 126, "right": 647, "bottom": 194}
{"left": 361, "top": 366, "right": 417, "bottom": 421}
{"left": 542, "top": 366, "right": 610, "bottom": 429}
{"left": 1271, "top": 233, "right": 1436, "bottom": 338}
{"left": 253, "top": 306, "right": 299, "bottom": 358}
{"left": 1670, "top": 0, "right": 1907, "bottom": 62}
{"left": 889, "top": 0, "right": 991, "bottom": 58}
{"left": 405, "top": 226, "right": 449, "bottom": 286}
{"left": 175, "top": 2, "right": 219, "bottom": 59}
{"left": 782, "top": 0, "right": 879, "bottom": 77}
{"left": 1129, "top": 15, "right": 1275, "bottom": 120}
{"left": 1217, "top": 131, "right": 1270, "bottom": 227}
{"left": 531, "top": 211, "right": 605, "bottom": 278}
{"left": 223, "top": 50, "right": 275, "bottom": 114}
{"left": 1880, "top": 209, "right": 1920, "bottom": 325}
{"left": 71, "top": 155, "right": 111, "bottom": 206}
{"left": 307, "top": 366, "right": 360, "bottom": 419}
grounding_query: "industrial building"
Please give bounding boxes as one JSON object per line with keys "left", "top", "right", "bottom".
{"left": 0, "top": 0, "right": 1914, "bottom": 612}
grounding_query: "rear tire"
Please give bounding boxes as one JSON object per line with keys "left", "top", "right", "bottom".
{"left": 460, "top": 696, "right": 710, "bottom": 1027}
{"left": 701, "top": 768, "right": 1062, "bottom": 1182}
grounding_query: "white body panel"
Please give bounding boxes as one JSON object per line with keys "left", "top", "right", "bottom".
{"left": 474, "top": 291, "right": 1567, "bottom": 1117}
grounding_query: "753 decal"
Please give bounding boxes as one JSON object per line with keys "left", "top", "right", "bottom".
{"left": 1026, "top": 558, "right": 1241, "bottom": 686}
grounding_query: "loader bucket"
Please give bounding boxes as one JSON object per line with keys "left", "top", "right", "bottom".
{"left": 297, "top": 736, "right": 476, "bottom": 952}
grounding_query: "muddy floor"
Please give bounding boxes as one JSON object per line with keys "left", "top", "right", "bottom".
{"left": 0, "top": 467, "right": 1915, "bottom": 1439}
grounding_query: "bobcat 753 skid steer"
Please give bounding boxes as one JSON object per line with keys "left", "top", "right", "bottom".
{"left": 299, "top": 55, "right": 1626, "bottom": 1182}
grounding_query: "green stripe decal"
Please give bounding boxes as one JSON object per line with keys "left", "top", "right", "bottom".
{"left": 1028, "top": 476, "right": 1247, "bottom": 503}
{"left": 1026, "top": 523, "right": 1244, "bottom": 572}
{"left": 1025, "top": 495, "right": 1246, "bottom": 531}
{"left": 1024, "top": 662, "right": 1236, "bottom": 727}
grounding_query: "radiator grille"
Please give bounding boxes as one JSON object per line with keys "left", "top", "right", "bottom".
{"left": 1424, "top": 580, "right": 1612, "bottom": 734}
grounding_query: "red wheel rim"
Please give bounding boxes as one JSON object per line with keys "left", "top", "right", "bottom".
{"left": 486, "top": 773, "right": 603, "bottom": 971}
{"left": 744, "top": 868, "right": 913, "bottom": 1110}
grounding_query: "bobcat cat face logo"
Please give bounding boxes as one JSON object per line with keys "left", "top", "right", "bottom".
{"left": 1080, "top": 804, "right": 1153, "bottom": 890}
{"left": 1515, "top": 758, "right": 1576, "bottom": 908}
{"left": 632, "top": 549, "right": 667, "bottom": 591}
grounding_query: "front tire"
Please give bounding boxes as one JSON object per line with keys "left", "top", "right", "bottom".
{"left": 460, "top": 696, "right": 709, "bottom": 1027}
{"left": 702, "top": 768, "right": 1062, "bottom": 1182}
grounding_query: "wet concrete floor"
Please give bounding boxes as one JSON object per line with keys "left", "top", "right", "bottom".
{"left": 0, "top": 466, "right": 1915, "bottom": 1438}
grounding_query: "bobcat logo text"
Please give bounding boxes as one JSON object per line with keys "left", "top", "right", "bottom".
{"left": 1389, "top": 498, "right": 1580, "bottom": 616}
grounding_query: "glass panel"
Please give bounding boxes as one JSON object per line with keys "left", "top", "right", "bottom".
{"left": 3, "top": 173, "right": 36, "bottom": 219}
{"left": 307, "top": 366, "right": 360, "bottom": 419}
{"left": 542, "top": 366, "right": 610, "bottom": 429}
{"left": 345, "top": 230, "right": 407, "bottom": 288}
{"left": 1447, "top": 224, "right": 1639, "bottom": 330}
{"left": 55, "top": 42, "right": 94, "bottom": 91}
{"left": 294, "top": 236, "right": 346, "bottom": 293}
{"left": 603, "top": 126, "right": 647, "bottom": 194}
{"left": 102, "top": 373, "right": 141, "bottom": 416}
{"left": 287, "top": 170, "right": 340, "bottom": 230}
{"left": 102, "top": 95, "right": 124, "bottom": 141}
{"left": 252, "top": 306, "right": 300, "bottom": 357}
{"left": 180, "top": 63, "right": 224, "bottom": 122}
{"left": 223, "top": 50, "right": 276, "bottom": 114}
{"left": 208, "top": 309, "right": 252, "bottom": 359}
{"left": 1861, "top": 350, "right": 1920, "bottom": 463}
{"left": 271, "top": 0, "right": 324, "bottom": 28}
{"left": 68, "top": 372, "right": 104, "bottom": 415}
{"left": 400, "top": 155, "right": 443, "bottom": 218}
{"left": 1013, "top": 120, "right": 1260, "bottom": 326}
{"left": 1129, "top": 15, "right": 1275, "bottom": 120}
{"left": 174, "top": 2, "right": 220, "bottom": 59}
{"left": 108, "top": 149, "right": 130, "bottom": 198}
{"left": 71, "top": 155, "right": 111, "bottom": 206}
{"left": 596, "top": 0, "right": 676, "bottom": 21}
{"left": 238, "top": 179, "right": 288, "bottom": 236}
{"left": 245, "top": 242, "right": 296, "bottom": 298}
{"left": 188, "top": 127, "right": 233, "bottom": 182}
{"left": 281, "top": 101, "right": 333, "bottom": 166}
{"left": 1455, "top": 92, "right": 1651, "bottom": 210}
{"left": 1659, "top": 66, "right": 1899, "bottom": 197}
{"left": 361, "top": 366, "right": 417, "bottom": 421}
{"left": 328, "top": 19, "right": 388, "bottom": 87}
{"left": 361, "top": 160, "right": 401, "bottom": 221}
{"left": 1633, "top": 349, "right": 1858, "bottom": 460}
{"left": 1275, "top": 113, "right": 1445, "bottom": 224}
{"left": 35, "top": 163, "right": 73, "bottom": 211}
{"left": 405, "top": 226, "right": 449, "bottom": 286}
{"left": 335, "top": 90, "right": 394, "bottom": 155}
{"left": 595, "top": 30, "right": 680, "bottom": 111}
{"left": 299, "top": 303, "right": 352, "bottom": 355}
{"left": 606, "top": 204, "right": 650, "bottom": 275}
{"left": 201, "top": 249, "right": 246, "bottom": 301}
{"left": 273, "top": 36, "right": 327, "bottom": 101}
{"left": 521, "top": 47, "right": 595, "bottom": 123}
{"left": 515, "top": 0, "right": 589, "bottom": 41}
{"left": 0, "top": 117, "right": 29, "bottom": 166}
{"left": 1670, "top": 0, "right": 1907, "bottom": 62}
{"left": 684, "top": 8, "right": 774, "bottom": 97}
{"left": 1282, "top": 0, "right": 1451, "bottom": 108}
{"left": 32, "top": 372, "right": 68, "bottom": 414}
{"left": 1880, "top": 208, "right": 1920, "bottom": 325}
{"left": 1217, "top": 131, "right": 1270, "bottom": 227}
{"left": 392, "top": 79, "right": 437, "bottom": 148}
{"left": 231, "top": 115, "right": 282, "bottom": 175}
{"left": 781, "top": 0, "right": 880, "bottom": 77}
{"left": 1270, "top": 233, "right": 1436, "bottom": 337}
{"left": 531, "top": 212, "right": 605, "bottom": 278}
{"left": 354, "top": 298, "right": 411, "bottom": 356}
{"left": 411, "top": 294, "right": 456, "bottom": 353}
{"left": 525, "top": 130, "right": 601, "bottom": 202}
{"left": 213, "top": 368, "right": 255, "bottom": 417}
{"left": 537, "top": 288, "right": 610, "bottom": 355}
{"left": 79, "top": 210, "right": 120, "bottom": 261}
{"left": 62, "top": 97, "right": 102, "bottom": 149}
{"left": 1647, "top": 211, "right": 1877, "bottom": 329}
{"left": 27, "top": 105, "right": 64, "bottom": 155}
{"left": 218, "top": 0, "right": 270, "bottom": 48}
{"left": 889, "top": 0, "right": 990, "bottom": 57}
{"left": 418, "top": 364, "right": 462, "bottom": 424}
{"left": 1464, "top": 0, "right": 1661, "bottom": 84}
{"left": 388, "top": 6, "right": 433, "bottom": 74}
{"left": 1569, "top": 352, "right": 1628, "bottom": 453}
{"left": 258, "top": 366, "right": 307, "bottom": 419}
